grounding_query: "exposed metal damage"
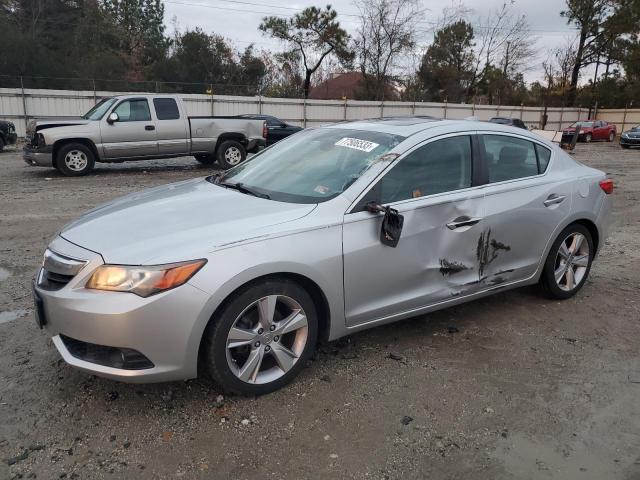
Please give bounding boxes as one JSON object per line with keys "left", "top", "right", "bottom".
{"left": 439, "top": 259, "right": 470, "bottom": 276}
{"left": 477, "top": 228, "right": 511, "bottom": 278}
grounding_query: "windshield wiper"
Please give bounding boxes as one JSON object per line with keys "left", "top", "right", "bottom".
{"left": 217, "top": 180, "right": 271, "bottom": 199}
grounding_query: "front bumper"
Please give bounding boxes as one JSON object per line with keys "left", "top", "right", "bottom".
{"left": 23, "top": 145, "right": 54, "bottom": 167}
{"left": 620, "top": 136, "right": 640, "bottom": 147}
{"left": 34, "top": 236, "right": 211, "bottom": 383}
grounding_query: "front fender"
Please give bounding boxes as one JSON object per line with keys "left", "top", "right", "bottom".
{"left": 184, "top": 225, "right": 345, "bottom": 370}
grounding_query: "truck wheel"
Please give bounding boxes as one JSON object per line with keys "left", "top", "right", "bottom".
{"left": 194, "top": 154, "right": 215, "bottom": 165}
{"left": 608, "top": 132, "right": 615, "bottom": 142}
{"left": 56, "top": 143, "right": 95, "bottom": 176}
{"left": 216, "top": 140, "right": 246, "bottom": 169}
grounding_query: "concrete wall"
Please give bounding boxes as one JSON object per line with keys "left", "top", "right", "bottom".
{"left": 1, "top": 87, "right": 638, "bottom": 137}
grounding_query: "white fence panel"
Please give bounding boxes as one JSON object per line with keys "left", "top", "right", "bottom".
{"left": 0, "top": 87, "right": 637, "bottom": 138}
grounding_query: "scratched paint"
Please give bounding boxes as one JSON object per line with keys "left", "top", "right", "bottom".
{"left": 476, "top": 228, "right": 511, "bottom": 279}
{"left": 439, "top": 259, "right": 470, "bottom": 276}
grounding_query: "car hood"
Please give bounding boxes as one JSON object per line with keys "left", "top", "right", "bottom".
{"left": 60, "top": 178, "right": 317, "bottom": 264}
{"left": 27, "top": 117, "right": 90, "bottom": 135}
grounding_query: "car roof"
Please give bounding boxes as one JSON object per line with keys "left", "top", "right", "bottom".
{"left": 326, "top": 117, "right": 544, "bottom": 141}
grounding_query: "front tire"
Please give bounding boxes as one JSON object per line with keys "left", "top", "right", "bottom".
{"left": 202, "top": 279, "right": 318, "bottom": 395}
{"left": 540, "top": 224, "right": 594, "bottom": 299}
{"left": 621, "top": 144, "right": 630, "bottom": 149}
{"left": 216, "top": 140, "right": 246, "bottom": 169}
{"left": 0, "top": 137, "right": 5, "bottom": 152}
{"left": 55, "top": 143, "right": 95, "bottom": 176}
{"left": 585, "top": 133, "right": 592, "bottom": 143}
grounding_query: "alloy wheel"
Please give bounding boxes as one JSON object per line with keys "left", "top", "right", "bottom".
{"left": 64, "top": 150, "right": 88, "bottom": 171}
{"left": 554, "top": 232, "right": 590, "bottom": 291}
{"left": 224, "top": 146, "right": 242, "bottom": 166}
{"left": 225, "top": 295, "right": 308, "bottom": 384}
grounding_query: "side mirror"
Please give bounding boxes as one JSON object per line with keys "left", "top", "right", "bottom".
{"left": 107, "top": 112, "right": 119, "bottom": 124}
{"left": 366, "top": 202, "right": 404, "bottom": 248}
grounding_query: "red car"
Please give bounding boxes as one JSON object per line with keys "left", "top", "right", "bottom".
{"left": 562, "top": 120, "right": 617, "bottom": 143}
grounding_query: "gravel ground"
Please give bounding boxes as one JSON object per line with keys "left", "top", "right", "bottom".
{"left": 0, "top": 143, "right": 639, "bottom": 480}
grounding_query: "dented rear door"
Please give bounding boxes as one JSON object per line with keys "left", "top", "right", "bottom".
{"left": 477, "top": 133, "right": 573, "bottom": 285}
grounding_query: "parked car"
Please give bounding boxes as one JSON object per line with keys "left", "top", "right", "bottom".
{"left": 561, "top": 120, "right": 616, "bottom": 143}
{"left": 620, "top": 125, "right": 640, "bottom": 148}
{"left": 0, "top": 120, "right": 17, "bottom": 151}
{"left": 23, "top": 94, "right": 267, "bottom": 175}
{"left": 488, "top": 117, "right": 527, "bottom": 129}
{"left": 32, "top": 118, "right": 613, "bottom": 394}
{"left": 237, "top": 114, "right": 303, "bottom": 146}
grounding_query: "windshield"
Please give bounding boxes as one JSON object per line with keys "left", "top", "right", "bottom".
{"left": 212, "top": 128, "right": 405, "bottom": 203}
{"left": 83, "top": 98, "right": 117, "bottom": 120}
{"left": 570, "top": 121, "right": 594, "bottom": 128}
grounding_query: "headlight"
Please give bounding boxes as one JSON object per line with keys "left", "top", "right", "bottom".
{"left": 622, "top": 133, "right": 629, "bottom": 138}
{"left": 86, "top": 259, "right": 207, "bottom": 297}
{"left": 36, "top": 133, "right": 46, "bottom": 147}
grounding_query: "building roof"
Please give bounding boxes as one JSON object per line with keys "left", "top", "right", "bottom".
{"left": 308, "top": 72, "right": 364, "bottom": 100}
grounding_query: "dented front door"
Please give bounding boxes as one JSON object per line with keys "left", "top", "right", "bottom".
{"left": 342, "top": 189, "right": 486, "bottom": 327}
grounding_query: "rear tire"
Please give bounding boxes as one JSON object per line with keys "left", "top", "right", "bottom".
{"left": 194, "top": 154, "right": 215, "bottom": 165}
{"left": 608, "top": 132, "right": 615, "bottom": 142}
{"left": 202, "top": 279, "right": 318, "bottom": 395}
{"left": 55, "top": 143, "right": 95, "bottom": 176}
{"left": 540, "top": 224, "right": 594, "bottom": 299}
{"left": 585, "top": 133, "right": 592, "bottom": 143}
{"left": 216, "top": 140, "right": 246, "bottom": 169}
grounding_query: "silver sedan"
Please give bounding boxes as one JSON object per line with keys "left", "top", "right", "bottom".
{"left": 32, "top": 118, "right": 613, "bottom": 394}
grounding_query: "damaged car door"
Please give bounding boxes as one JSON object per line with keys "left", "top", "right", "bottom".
{"left": 478, "top": 133, "right": 571, "bottom": 284}
{"left": 343, "top": 134, "right": 486, "bottom": 327}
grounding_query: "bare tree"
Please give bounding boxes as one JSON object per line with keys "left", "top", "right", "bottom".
{"left": 352, "top": 0, "right": 424, "bottom": 100}
{"left": 467, "top": 2, "right": 538, "bottom": 103}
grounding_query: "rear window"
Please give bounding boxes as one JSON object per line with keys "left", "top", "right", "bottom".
{"left": 153, "top": 98, "right": 180, "bottom": 120}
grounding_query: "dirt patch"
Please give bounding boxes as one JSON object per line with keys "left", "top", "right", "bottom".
{"left": 0, "top": 145, "right": 639, "bottom": 479}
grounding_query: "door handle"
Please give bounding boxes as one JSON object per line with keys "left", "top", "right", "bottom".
{"left": 145, "top": 125, "right": 155, "bottom": 131}
{"left": 446, "top": 216, "right": 483, "bottom": 230}
{"left": 544, "top": 194, "right": 566, "bottom": 207}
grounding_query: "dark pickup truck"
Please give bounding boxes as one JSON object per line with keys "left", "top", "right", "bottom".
{"left": 0, "top": 120, "right": 17, "bottom": 151}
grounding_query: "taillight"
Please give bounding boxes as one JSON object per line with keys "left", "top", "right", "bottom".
{"left": 262, "top": 121, "right": 267, "bottom": 138}
{"left": 599, "top": 179, "right": 614, "bottom": 194}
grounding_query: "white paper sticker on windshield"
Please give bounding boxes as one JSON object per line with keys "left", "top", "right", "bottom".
{"left": 335, "top": 137, "right": 379, "bottom": 152}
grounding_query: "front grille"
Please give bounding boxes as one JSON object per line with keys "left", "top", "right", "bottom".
{"left": 38, "top": 249, "right": 87, "bottom": 291}
{"left": 60, "top": 335, "right": 154, "bottom": 370}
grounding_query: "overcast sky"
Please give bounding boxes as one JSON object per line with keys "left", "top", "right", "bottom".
{"left": 162, "top": 0, "right": 581, "bottom": 84}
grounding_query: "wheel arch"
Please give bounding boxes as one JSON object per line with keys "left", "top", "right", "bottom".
{"left": 52, "top": 138, "right": 100, "bottom": 166}
{"left": 196, "top": 271, "right": 332, "bottom": 370}
{"left": 215, "top": 133, "right": 247, "bottom": 152}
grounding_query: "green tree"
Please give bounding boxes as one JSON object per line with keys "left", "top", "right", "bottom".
{"left": 417, "top": 20, "right": 475, "bottom": 103}
{"left": 102, "top": 0, "right": 168, "bottom": 81}
{"left": 260, "top": 5, "right": 352, "bottom": 98}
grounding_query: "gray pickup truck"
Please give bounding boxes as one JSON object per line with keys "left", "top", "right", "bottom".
{"left": 23, "top": 94, "right": 266, "bottom": 175}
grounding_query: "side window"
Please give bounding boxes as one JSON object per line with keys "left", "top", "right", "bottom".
{"left": 378, "top": 136, "right": 473, "bottom": 204}
{"left": 482, "top": 135, "right": 539, "bottom": 183}
{"left": 535, "top": 144, "right": 551, "bottom": 173}
{"left": 153, "top": 98, "right": 180, "bottom": 120}
{"left": 113, "top": 99, "right": 151, "bottom": 122}
{"left": 265, "top": 116, "right": 281, "bottom": 127}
